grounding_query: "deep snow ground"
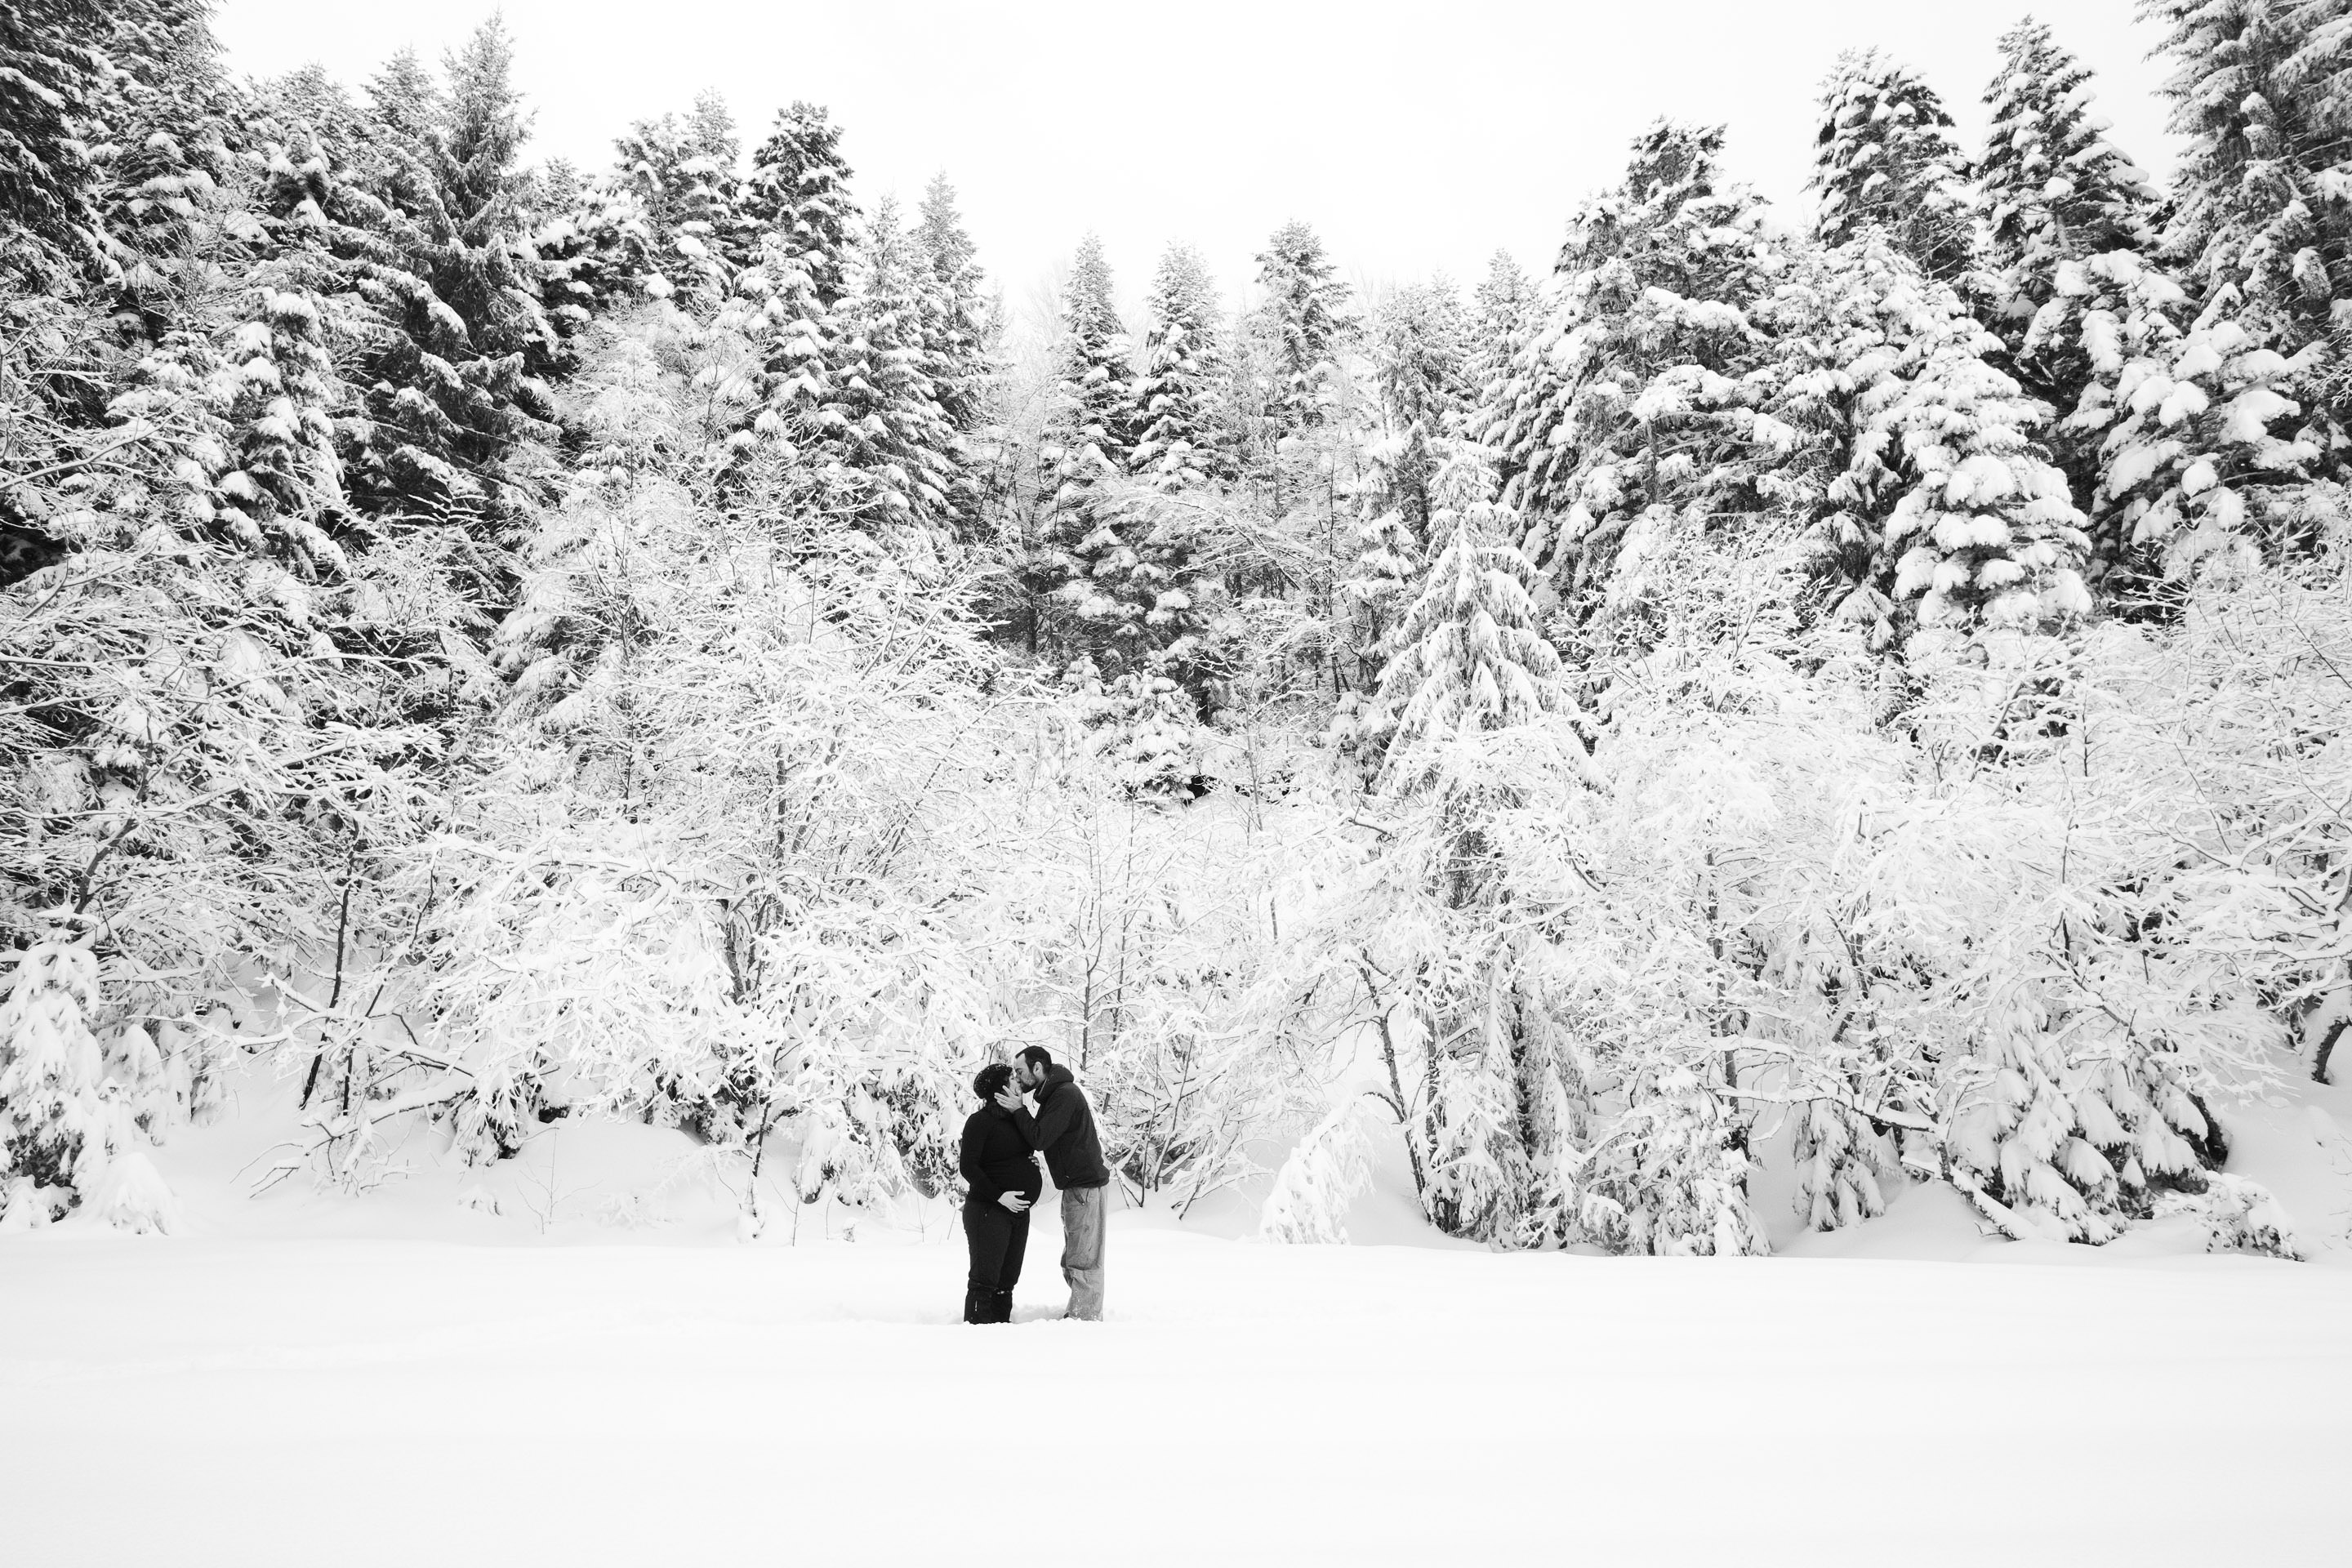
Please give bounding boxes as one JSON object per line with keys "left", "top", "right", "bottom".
{"left": 6, "top": 1069, "right": 2352, "bottom": 1565}
{"left": 4, "top": 1219, "right": 2350, "bottom": 1566}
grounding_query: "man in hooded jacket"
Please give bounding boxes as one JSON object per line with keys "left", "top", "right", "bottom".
{"left": 998, "top": 1045, "right": 1109, "bottom": 1321}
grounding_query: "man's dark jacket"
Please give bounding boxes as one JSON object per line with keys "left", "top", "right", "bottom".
{"left": 959, "top": 1103, "right": 1043, "bottom": 1209}
{"left": 1016, "top": 1065, "right": 1109, "bottom": 1190}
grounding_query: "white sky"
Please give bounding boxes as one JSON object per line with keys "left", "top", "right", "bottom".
{"left": 213, "top": 0, "right": 2180, "bottom": 317}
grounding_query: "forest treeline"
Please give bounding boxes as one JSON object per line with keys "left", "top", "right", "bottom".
{"left": 1, "top": 1, "right": 2345, "bottom": 1255}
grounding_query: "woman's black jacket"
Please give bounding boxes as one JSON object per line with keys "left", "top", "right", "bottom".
{"left": 959, "top": 1104, "right": 1042, "bottom": 1209}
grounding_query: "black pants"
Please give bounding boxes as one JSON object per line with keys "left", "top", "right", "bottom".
{"left": 963, "top": 1200, "right": 1029, "bottom": 1322}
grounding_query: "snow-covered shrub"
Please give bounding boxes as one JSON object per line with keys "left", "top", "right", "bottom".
{"left": 2155, "top": 1173, "right": 2305, "bottom": 1261}
{"left": 1260, "top": 1096, "right": 1379, "bottom": 1244}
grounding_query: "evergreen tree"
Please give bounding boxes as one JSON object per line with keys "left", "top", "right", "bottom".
{"left": 1359, "top": 452, "right": 1579, "bottom": 1241}
{"left": 1041, "top": 233, "right": 1141, "bottom": 501}
{"left": 1331, "top": 434, "right": 1445, "bottom": 777}
{"left": 1370, "top": 278, "right": 1472, "bottom": 440}
{"left": 347, "top": 18, "right": 559, "bottom": 526}
{"left": 1811, "top": 50, "right": 1976, "bottom": 285}
{"left": 1773, "top": 233, "right": 2091, "bottom": 641}
{"left": 86, "top": 2, "right": 256, "bottom": 336}
{"left": 742, "top": 100, "right": 859, "bottom": 311}
{"left": 1253, "top": 219, "right": 1352, "bottom": 436}
{"left": 912, "top": 172, "right": 992, "bottom": 439}
{"left": 1057, "top": 481, "right": 1230, "bottom": 708}
{"left": 1374, "top": 454, "right": 1570, "bottom": 798}
{"left": 0, "top": 0, "right": 120, "bottom": 277}
{"left": 1979, "top": 18, "right": 2161, "bottom": 365}
{"left": 2031, "top": 252, "right": 2326, "bottom": 578}
{"left": 1130, "top": 242, "right": 1229, "bottom": 489}
{"left": 910, "top": 172, "right": 993, "bottom": 537}
{"left": 2142, "top": 0, "right": 2352, "bottom": 440}
{"left": 1481, "top": 122, "right": 1789, "bottom": 622}
{"left": 822, "top": 198, "right": 965, "bottom": 546}
{"left": 1466, "top": 249, "right": 1535, "bottom": 411}
{"left": 611, "top": 88, "right": 742, "bottom": 302}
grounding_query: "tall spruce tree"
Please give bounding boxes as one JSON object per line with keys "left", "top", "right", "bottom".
{"left": 1979, "top": 20, "right": 2165, "bottom": 523}
{"left": 611, "top": 89, "right": 742, "bottom": 303}
{"left": 742, "top": 100, "right": 859, "bottom": 311}
{"left": 912, "top": 172, "right": 991, "bottom": 439}
{"left": 1481, "top": 122, "right": 1789, "bottom": 624}
{"left": 1466, "top": 249, "right": 1535, "bottom": 411}
{"left": 911, "top": 172, "right": 993, "bottom": 537}
{"left": 1130, "top": 243, "right": 1229, "bottom": 489}
{"left": 347, "top": 18, "right": 558, "bottom": 526}
{"left": 1253, "top": 219, "right": 1352, "bottom": 437}
{"left": 821, "top": 198, "right": 965, "bottom": 546}
{"left": 1041, "top": 233, "right": 1141, "bottom": 501}
{"left": 0, "top": 0, "right": 126, "bottom": 278}
{"left": 1980, "top": 19, "right": 2161, "bottom": 354}
{"left": 2142, "top": 0, "right": 2352, "bottom": 442}
{"left": 1374, "top": 454, "right": 1571, "bottom": 798}
{"left": 1811, "top": 50, "right": 1977, "bottom": 285}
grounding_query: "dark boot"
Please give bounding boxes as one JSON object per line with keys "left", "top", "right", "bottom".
{"left": 963, "top": 1285, "right": 991, "bottom": 1325}
{"left": 991, "top": 1289, "right": 1016, "bottom": 1324}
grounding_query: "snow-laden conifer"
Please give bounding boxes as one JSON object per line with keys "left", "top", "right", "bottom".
{"left": 912, "top": 176, "right": 991, "bottom": 425}
{"left": 1130, "top": 243, "right": 1230, "bottom": 489}
{"left": 609, "top": 88, "right": 742, "bottom": 303}
{"left": 1373, "top": 454, "right": 1571, "bottom": 794}
{"left": 1771, "top": 233, "right": 2091, "bottom": 640}
{"left": 1042, "top": 233, "right": 1141, "bottom": 496}
{"left": 818, "top": 198, "right": 967, "bottom": 548}
{"left": 742, "top": 100, "right": 860, "bottom": 311}
{"left": 2144, "top": 0, "right": 2352, "bottom": 393}
{"left": 2032, "top": 254, "right": 2330, "bottom": 579}
{"left": 1466, "top": 249, "right": 1535, "bottom": 412}
{"left": 1480, "top": 122, "right": 1788, "bottom": 622}
{"left": 1253, "top": 220, "right": 1352, "bottom": 437}
{"left": 1810, "top": 50, "right": 1976, "bottom": 284}
{"left": 1979, "top": 20, "right": 2161, "bottom": 376}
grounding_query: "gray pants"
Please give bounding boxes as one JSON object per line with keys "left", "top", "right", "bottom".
{"left": 1059, "top": 1183, "right": 1107, "bottom": 1321}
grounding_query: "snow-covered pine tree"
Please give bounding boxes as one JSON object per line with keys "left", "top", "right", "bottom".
{"left": 2031, "top": 253, "right": 2328, "bottom": 578}
{"left": 610, "top": 89, "right": 742, "bottom": 304}
{"left": 1253, "top": 219, "right": 1352, "bottom": 438}
{"left": 741, "top": 100, "right": 860, "bottom": 312}
{"left": 1332, "top": 438, "right": 1431, "bottom": 768}
{"left": 1373, "top": 452, "right": 1574, "bottom": 818}
{"left": 1584, "top": 1065, "right": 1764, "bottom": 1255}
{"left": 2143, "top": 0, "right": 2350, "bottom": 372}
{"left": 1130, "top": 243, "right": 1230, "bottom": 490}
{"left": 1811, "top": 50, "right": 1977, "bottom": 286}
{"left": 1465, "top": 249, "right": 1535, "bottom": 416}
{"left": 84, "top": 0, "right": 254, "bottom": 341}
{"left": 911, "top": 172, "right": 996, "bottom": 513}
{"left": 1060, "top": 478, "right": 1232, "bottom": 694}
{"left": 1979, "top": 19, "right": 2162, "bottom": 389}
{"left": 368, "top": 47, "right": 442, "bottom": 154}
{"left": 1767, "top": 232, "right": 2092, "bottom": 641}
{"left": 1370, "top": 278, "right": 1472, "bottom": 441}
{"left": 0, "top": 0, "right": 123, "bottom": 278}
{"left": 1328, "top": 290, "right": 1473, "bottom": 764}
{"left": 1346, "top": 452, "right": 1584, "bottom": 1241}
{"left": 1042, "top": 232, "right": 1140, "bottom": 497}
{"left": 346, "top": 19, "right": 559, "bottom": 528}
{"left": 0, "top": 940, "right": 182, "bottom": 1232}
{"left": 820, "top": 197, "right": 965, "bottom": 550}
{"left": 1032, "top": 234, "right": 1147, "bottom": 634}
{"left": 1480, "top": 122, "right": 1789, "bottom": 631}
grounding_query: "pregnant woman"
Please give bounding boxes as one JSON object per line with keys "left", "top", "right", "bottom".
{"left": 958, "top": 1062, "right": 1042, "bottom": 1324}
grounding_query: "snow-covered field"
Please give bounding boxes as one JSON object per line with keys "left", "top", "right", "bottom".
{"left": 7, "top": 1079, "right": 2352, "bottom": 1568}
{"left": 5, "top": 1220, "right": 2350, "bottom": 1566}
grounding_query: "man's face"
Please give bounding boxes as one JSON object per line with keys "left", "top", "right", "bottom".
{"left": 1017, "top": 1058, "right": 1045, "bottom": 1093}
